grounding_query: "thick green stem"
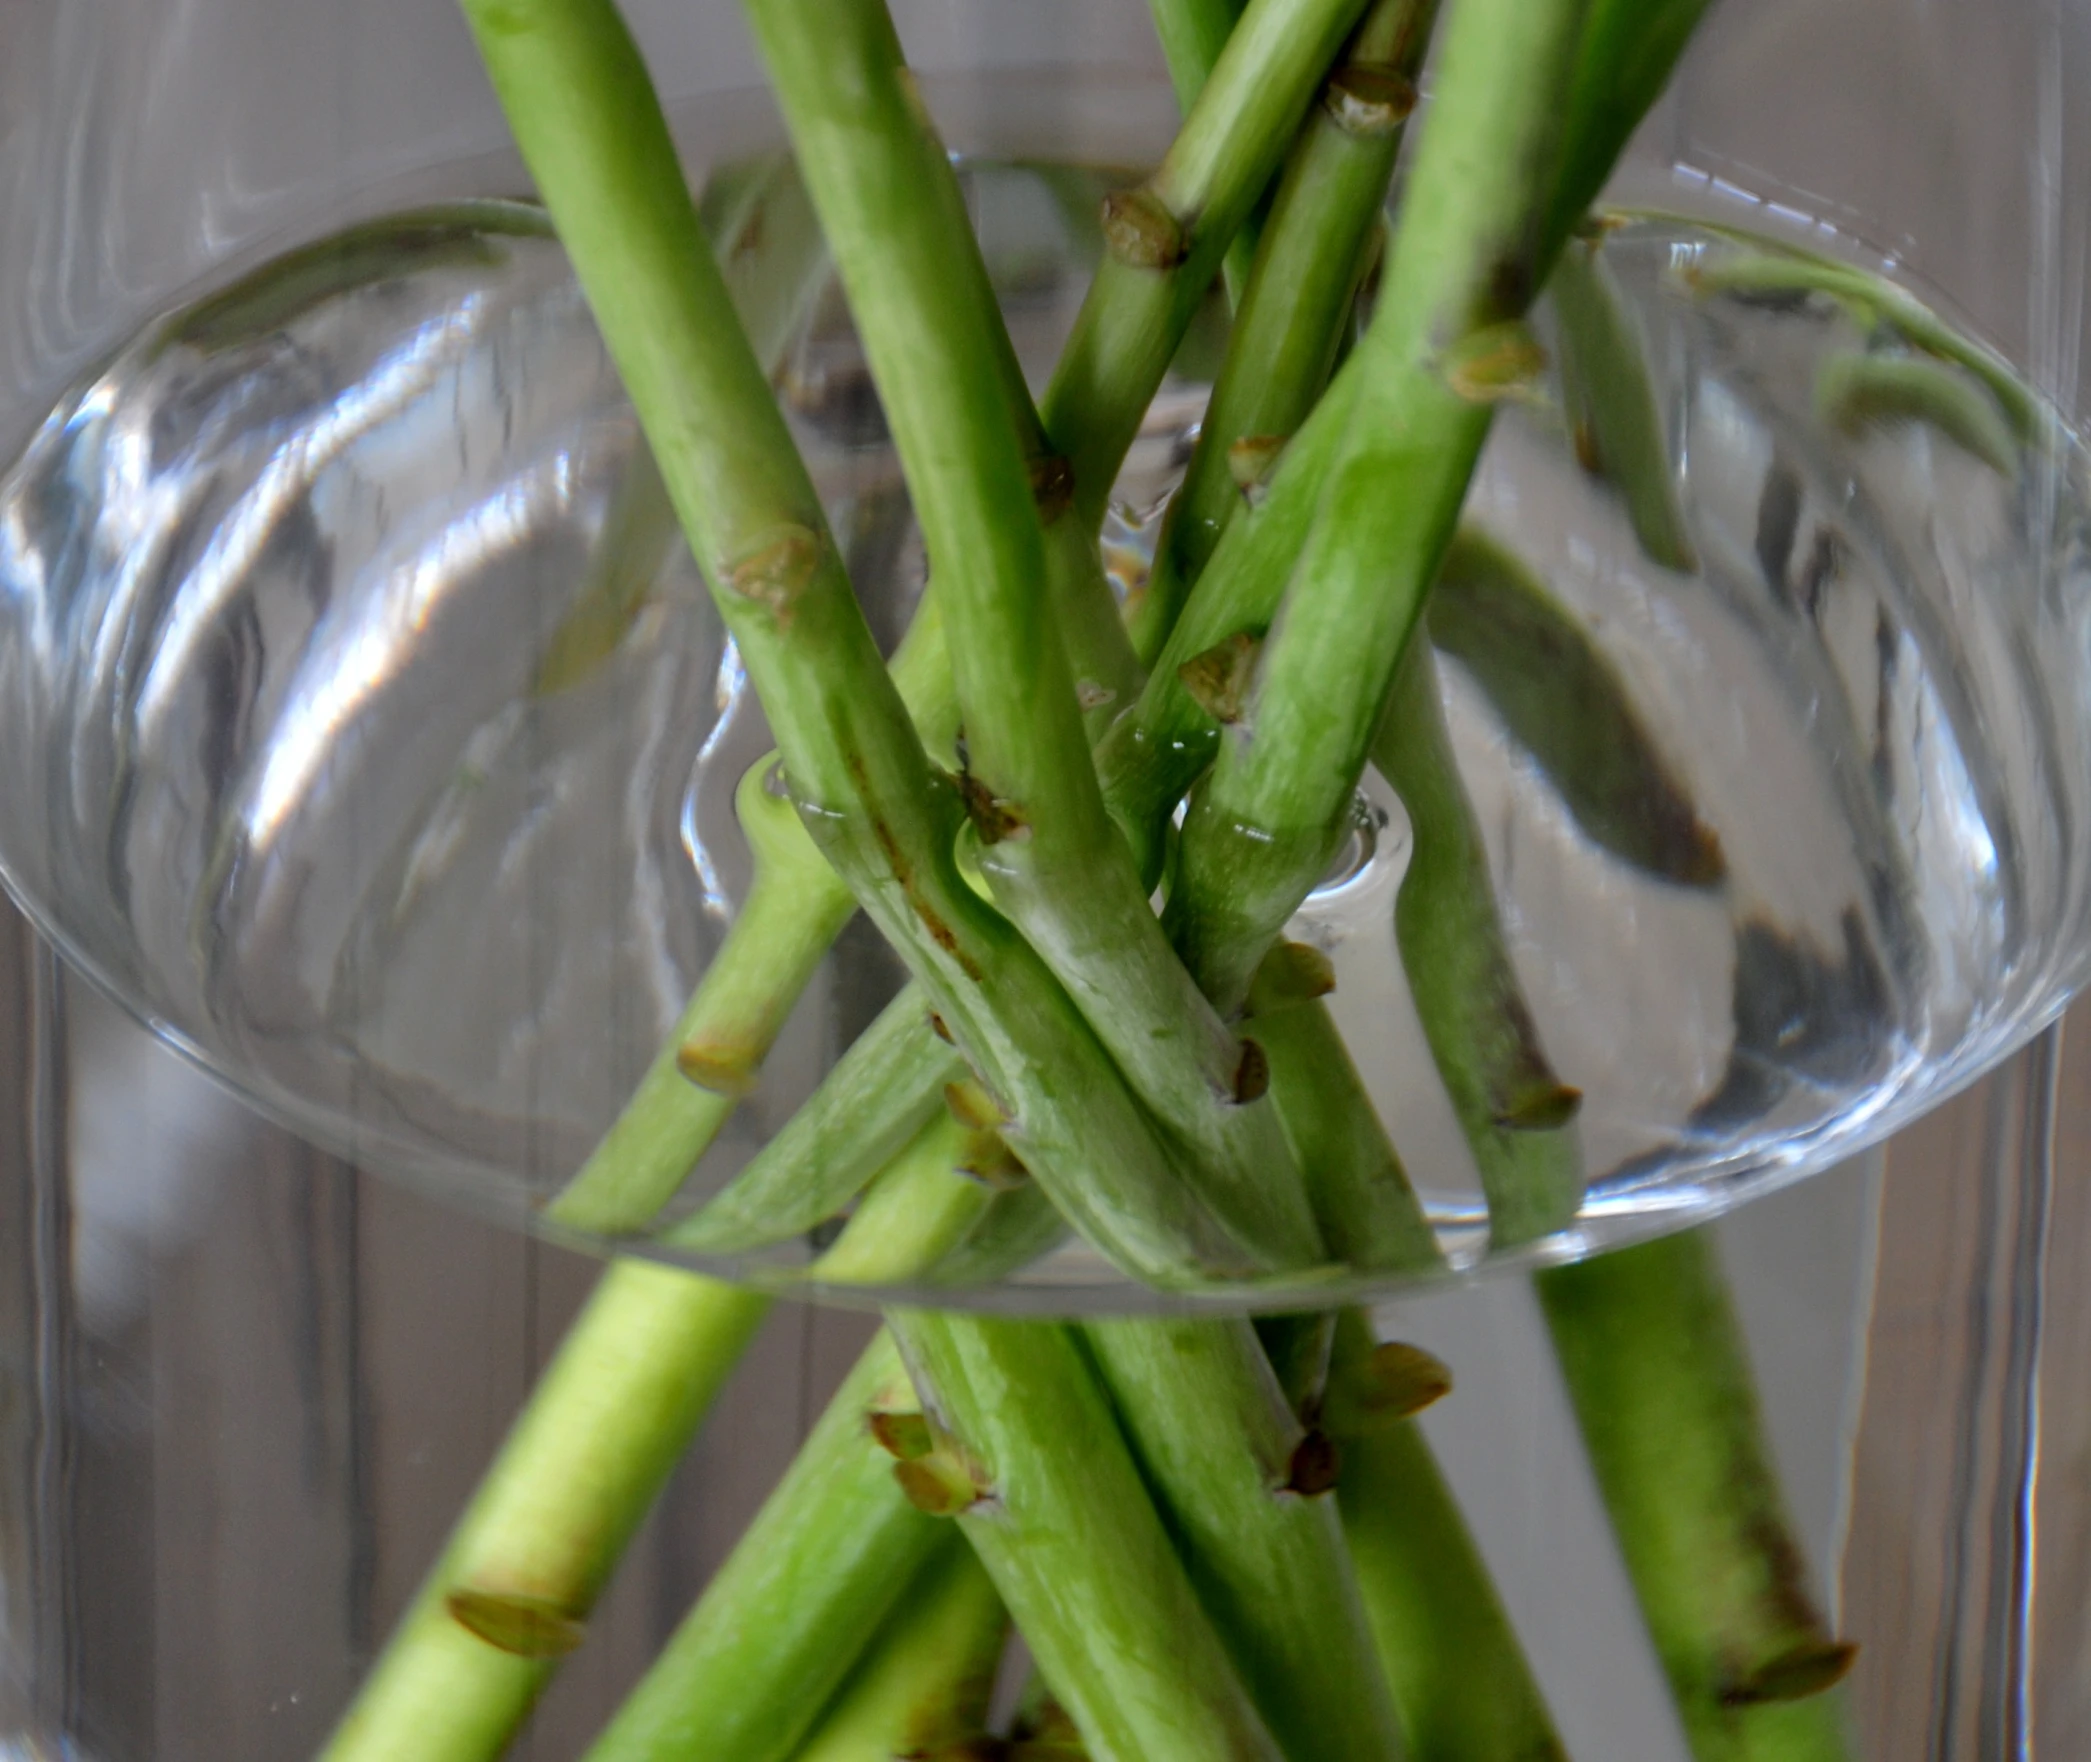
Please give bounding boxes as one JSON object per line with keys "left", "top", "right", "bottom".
{"left": 1166, "top": 0, "right": 1592, "bottom": 1015}
{"left": 319, "top": 1265, "right": 771, "bottom": 1760}
{"left": 1536, "top": 1232, "right": 1858, "bottom": 1761}
{"left": 892, "top": 1312, "right": 1286, "bottom": 1762}
{"left": 582, "top": 1333, "right": 940, "bottom": 1762}
{"left": 1374, "top": 639, "right": 1584, "bottom": 1246}
{"left": 1045, "top": 0, "right": 1374, "bottom": 533}
{"left": 466, "top": 0, "right": 1255, "bottom": 1283}
{"left": 789, "top": 1536, "right": 1009, "bottom": 1762}
{"left": 1082, "top": 1317, "right": 1410, "bottom": 1762}
{"left": 1129, "top": 0, "right": 1439, "bottom": 663}
{"left": 745, "top": 0, "right": 1323, "bottom": 1270}
{"left": 1331, "top": 1314, "right": 1569, "bottom": 1761}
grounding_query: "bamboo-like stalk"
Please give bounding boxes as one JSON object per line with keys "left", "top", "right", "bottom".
{"left": 1330, "top": 1314, "right": 1570, "bottom": 1761}
{"left": 890, "top": 1311, "right": 1288, "bottom": 1762}
{"left": 1128, "top": 0, "right": 1440, "bottom": 663}
{"left": 742, "top": 0, "right": 1325, "bottom": 1271}
{"left": 1081, "top": 1317, "right": 1412, "bottom": 1762}
{"left": 1164, "top": 0, "right": 1593, "bottom": 1015}
{"left": 789, "top": 1536, "right": 1009, "bottom": 1762}
{"left": 1373, "top": 638, "right": 1585, "bottom": 1247}
{"left": 581, "top": 1333, "right": 941, "bottom": 1762}
{"left": 1536, "top": 1232, "right": 1858, "bottom": 1762}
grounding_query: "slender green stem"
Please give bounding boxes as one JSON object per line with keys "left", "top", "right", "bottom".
{"left": 1129, "top": 0, "right": 1439, "bottom": 663}
{"left": 1044, "top": 0, "right": 1375, "bottom": 533}
{"left": 1142, "top": 0, "right": 1260, "bottom": 303}
{"left": 319, "top": 1265, "right": 771, "bottom": 1760}
{"left": 1081, "top": 1317, "right": 1410, "bottom": 1762}
{"left": 1165, "top": 0, "right": 1593, "bottom": 1015}
{"left": 1535, "top": 1232, "right": 1858, "bottom": 1761}
{"left": 745, "top": 0, "right": 1323, "bottom": 1270}
{"left": 1374, "top": 639, "right": 1585, "bottom": 1247}
{"left": 891, "top": 1312, "right": 1287, "bottom": 1762}
{"left": 806, "top": 1111, "right": 1008, "bottom": 1285}
{"left": 789, "top": 1536, "right": 1009, "bottom": 1762}
{"left": 1550, "top": 231, "right": 1698, "bottom": 570}
{"left": 1815, "top": 348, "right": 2021, "bottom": 477}
{"left": 1331, "top": 1313, "right": 1569, "bottom": 1761}
{"left": 582, "top": 1332, "right": 940, "bottom": 1762}
{"left": 666, "top": 980, "right": 962, "bottom": 1252}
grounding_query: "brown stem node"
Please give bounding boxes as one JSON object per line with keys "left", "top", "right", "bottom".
{"left": 1101, "top": 187, "right": 1189, "bottom": 270}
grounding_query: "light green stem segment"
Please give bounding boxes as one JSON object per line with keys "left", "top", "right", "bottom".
{"left": 1331, "top": 1313, "right": 1569, "bottom": 1761}
{"left": 582, "top": 1332, "right": 939, "bottom": 1762}
{"left": 1373, "top": 640, "right": 1584, "bottom": 1247}
{"left": 807, "top": 1111, "right": 1006, "bottom": 1285}
{"left": 891, "top": 1311, "right": 1287, "bottom": 1762}
{"left": 1045, "top": 0, "right": 1376, "bottom": 533}
{"left": 1550, "top": 232, "right": 1697, "bottom": 571}
{"left": 745, "top": 0, "right": 1322, "bottom": 1272}
{"left": 1142, "top": 0, "right": 1260, "bottom": 303}
{"left": 318, "top": 1264, "right": 771, "bottom": 1762}
{"left": 467, "top": 0, "right": 1256, "bottom": 1284}
{"left": 1082, "top": 1317, "right": 1411, "bottom": 1762}
{"left": 666, "top": 981, "right": 963, "bottom": 1252}
{"left": 789, "top": 1536, "right": 1009, "bottom": 1762}
{"left": 1129, "top": 0, "right": 1439, "bottom": 663}
{"left": 1244, "top": 944, "right": 1441, "bottom": 1272}
{"left": 1536, "top": 1231, "right": 1859, "bottom": 1761}
{"left": 1167, "top": 0, "right": 1593, "bottom": 1015}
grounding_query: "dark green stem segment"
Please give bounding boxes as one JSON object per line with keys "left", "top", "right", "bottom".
{"left": 1165, "top": 0, "right": 1592, "bottom": 1016}
{"left": 1372, "top": 639, "right": 1584, "bottom": 1247}
{"left": 1082, "top": 1317, "right": 1411, "bottom": 1762}
{"left": 581, "top": 1333, "right": 940, "bottom": 1762}
{"left": 1536, "top": 1231, "right": 1859, "bottom": 1761}
{"left": 892, "top": 1312, "right": 1287, "bottom": 1762}
{"left": 1331, "top": 1313, "right": 1570, "bottom": 1761}
{"left": 1128, "top": 0, "right": 1440, "bottom": 663}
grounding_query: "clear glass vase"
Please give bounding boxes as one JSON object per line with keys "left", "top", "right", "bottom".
{"left": 2, "top": 0, "right": 2088, "bottom": 1302}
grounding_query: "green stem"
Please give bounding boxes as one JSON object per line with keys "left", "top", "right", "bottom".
{"left": 665, "top": 980, "right": 963, "bottom": 1252}
{"left": 1142, "top": 0, "right": 1261, "bottom": 303}
{"left": 319, "top": 1264, "right": 771, "bottom": 1760}
{"left": 891, "top": 1312, "right": 1287, "bottom": 1762}
{"left": 806, "top": 1111, "right": 1010, "bottom": 1285}
{"left": 1549, "top": 231, "right": 1697, "bottom": 571}
{"left": 1535, "top": 1232, "right": 1858, "bottom": 1761}
{"left": 788, "top": 1536, "right": 1009, "bottom": 1762}
{"left": 1045, "top": 0, "right": 1374, "bottom": 535}
{"left": 745, "top": 0, "right": 1323, "bottom": 1271}
{"left": 581, "top": 1332, "right": 940, "bottom": 1762}
{"left": 1330, "top": 1313, "right": 1569, "bottom": 1761}
{"left": 465, "top": 0, "right": 1252, "bottom": 1284}
{"left": 1373, "top": 638, "right": 1585, "bottom": 1247}
{"left": 1128, "top": 0, "right": 1439, "bottom": 663}
{"left": 1165, "top": 0, "right": 1592, "bottom": 1015}
{"left": 1081, "top": 1317, "right": 1411, "bottom": 1762}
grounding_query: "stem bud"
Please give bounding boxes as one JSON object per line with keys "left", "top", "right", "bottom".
{"left": 675, "top": 1039, "right": 761, "bottom": 1096}
{"left": 1283, "top": 1429, "right": 1341, "bottom": 1496}
{"left": 1231, "top": 1038, "right": 1271, "bottom": 1104}
{"left": 868, "top": 1409, "right": 935, "bottom": 1461}
{"left": 1441, "top": 321, "right": 1547, "bottom": 403}
{"left": 1226, "top": 433, "right": 1289, "bottom": 501}
{"left": 943, "top": 1079, "right": 1007, "bottom": 1131}
{"left": 722, "top": 523, "right": 824, "bottom": 619}
{"left": 894, "top": 1448, "right": 989, "bottom": 1517}
{"left": 1722, "top": 1639, "right": 1859, "bottom": 1705}
{"left": 1177, "top": 630, "right": 1263, "bottom": 726}
{"left": 1323, "top": 63, "right": 1418, "bottom": 136}
{"left": 1101, "top": 187, "right": 1190, "bottom": 270}
{"left": 445, "top": 1587, "right": 588, "bottom": 1659}
{"left": 1320, "top": 1340, "right": 1453, "bottom": 1435}
{"left": 1026, "top": 452, "right": 1077, "bottom": 522}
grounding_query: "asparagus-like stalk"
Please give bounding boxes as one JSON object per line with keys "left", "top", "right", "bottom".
{"left": 1128, "top": 0, "right": 1439, "bottom": 662}
{"left": 1550, "top": 232, "right": 1698, "bottom": 572}
{"left": 581, "top": 1332, "right": 940, "bottom": 1762}
{"left": 892, "top": 1312, "right": 1287, "bottom": 1762}
{"left": 1330, "top": 1314, "right": 1570, "bottom": 1761}
{"left": 464, "top": 0, "right": 1259, "bottom": 1284}
{"left": 319, "top": 1266, "right": 770, "bottom": 1759}
{"left": 1536, "top": 1233, "right": 1857, "bottom": 1762}
{"left": 743, "top": 0, "right": 1324, "bottom": 1270}
{"left": 1374, "top": 638, "right": 1585, "bottom": 1247}
{"left": 788, "top": 1536, "right": 1009, "bottom": 1762}
{"left": 665, "top": 977, "right": 964, "bottom": 1252}
{"left": 1165, "top": 0, "right": 1592, "bottom": 1015}
{"left": 1081, "top": 1317, "right": 1411, "bottom": 1762}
